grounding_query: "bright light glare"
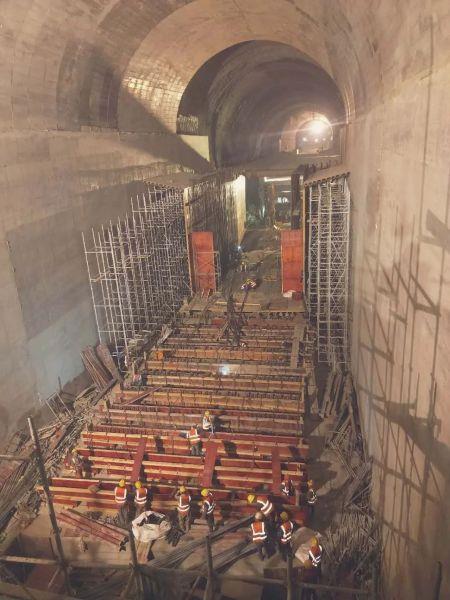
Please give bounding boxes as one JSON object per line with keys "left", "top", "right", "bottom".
{"left": 219, "top": 365, "right": 230, "bottom": 376}
{"left": 308, "top": 119, "right": 328, "bottom": 135}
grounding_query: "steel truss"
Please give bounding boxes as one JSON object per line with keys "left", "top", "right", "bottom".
{"left": 82, "top": 185, "right": 191, "bottom": 364}
{"left": 306, "top": 175, "right": 351, "bottom": 367}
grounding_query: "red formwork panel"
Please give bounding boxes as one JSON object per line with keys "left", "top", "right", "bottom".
{"left": 189, "top": 231, "right": 216, "bottom": 293}
{"left": 281, "top": 229, "right": 303, "bottom": 294}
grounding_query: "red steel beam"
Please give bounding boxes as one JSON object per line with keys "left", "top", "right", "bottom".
{"left": 200, "top": 442, "right": 218, "bottom": 488}
{"left": 271, "top": 446, "right": 282, "bottom": 494}
{"left": 130, "top": 437, "right": 146, "bottom": 483}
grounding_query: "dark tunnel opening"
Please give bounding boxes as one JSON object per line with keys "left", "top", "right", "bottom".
{"left": 177, "top": 41, "right": 346, "bottom": 168}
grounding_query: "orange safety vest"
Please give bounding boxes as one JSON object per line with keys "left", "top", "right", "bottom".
{"left": 187, "top": 428, "right": 200, "bottom": 444}
{"left": 257, "top": 495, "right": 274, "bottom": 516}
{"left": 203, "top": 494, "right": 216, "bottom": 515}
{"left": 308, "top": 545, "right": 323, "bottom": 567}
{"left": 114, "top": 486, "right": 127, "bottom": 505}
{"left": 280, "top": 521, "right": 293, "bottom": 544}
{"left": 177, "top": 493, "right": 191, "bottom": 514}
{"left": 135, "top": 487, "right": 148, "bottom": 505}
{"left": 251, "top": 521, "right": 267, "bottom": 543}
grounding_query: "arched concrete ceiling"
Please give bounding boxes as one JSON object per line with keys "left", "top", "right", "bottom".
{"left": 116, "top": 0, "right": 366, "bottom": 137}
{"left": 179, "top": 41, "right": 345, "bottom": 166}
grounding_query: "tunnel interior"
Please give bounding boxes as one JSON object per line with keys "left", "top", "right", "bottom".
{"left": 177, "top": 41, "right": 346, "bottom": 167}
{"left": 0, "top": 2, "right": 449, "bottom": 599}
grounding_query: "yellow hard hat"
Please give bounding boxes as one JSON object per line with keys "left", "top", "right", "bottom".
{"left": 307, "top": 479, "right": 314, "bottom": 487}
{"left": 135, "top": 481, "right": 142, "bottom": 489}
{"left": 71, "top": 448, "right": 78, "bottom": 454}
{"left": 247, "top": 494, "right": 256, "bottom": 504}
{"left": 204, "top": 411, "right": 210, "bottom": 417}
{"left": 119, "top": 479, "right": 126, "bottom": 487}
{"left": 254, "top": 511, "right": 264, "bottom": 521}
{"left": 280, "top": 511, "right": 289, "bottom": 521}
{"left": 179, "top": 485, "right": 186, "bottom": 493}
{"left": 201, "top": 488, "right": 209, "bottom": 497}
{"left": 310, "top": 536, "right": 319, "bottom": 548}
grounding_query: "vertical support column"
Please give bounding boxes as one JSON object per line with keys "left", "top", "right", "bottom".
{"left": 27, "top": 418, "right": 72, "bottom": 596}
{"left": 286, "top": 551, "right": 294, "bottom": 600}
{"left": 204, "top": 534, "right": 215, "bottom": 600}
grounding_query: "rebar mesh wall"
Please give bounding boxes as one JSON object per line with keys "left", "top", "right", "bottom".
{"left": 83, "top": 185, "right": 191, "bottom": 362}
{"left": 306, "top": 175, "right": 351, "bottom": 367}
{"left": 185, "top": 173, "right": 240, "bottom": 275}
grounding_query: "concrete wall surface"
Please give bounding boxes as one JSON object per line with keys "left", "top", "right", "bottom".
{"left": 0, "top": 1, "right": 449, "bottom": 597}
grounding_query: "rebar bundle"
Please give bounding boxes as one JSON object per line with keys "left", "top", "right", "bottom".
{"left": 83, "top": 184, "right": 191, "bottom": 364}
{"left": 306, "top": 175, "right": 351, "bottom": 368}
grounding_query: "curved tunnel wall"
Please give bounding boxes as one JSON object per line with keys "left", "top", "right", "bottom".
{"left": 0, "top": 1, "right": 449, "bottom": 598}
{"left": 177, "top": 41, "right": 345, "bottom": 166}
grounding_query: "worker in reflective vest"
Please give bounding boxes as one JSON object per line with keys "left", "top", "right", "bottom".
{"left": 278, "top": 512, "right": 293, "bottom": 561}
{"left": 187, "top": 425, "right": 202, "bottom": 456}
{"left": 202, "top": 411, "right": 214, "bottom": 435}
{"left": 250, "top": 512, "right": 268, "bottom": 560}
{"left": 201, "top": 488, "right": 216, "bottom": 532}
{"left": 281, "top": 477, "right": 293, "bottom": 498}
{"left": 308, "top": 537, "right": 322, "bottom": 571}
{"left": 307, "top": 479, "right": 317, "bottom": 518}
{"left": 248, "top": 493, "right": 275, "bottom": 522}
{"left": 134, "top": 480, "right": 148, "bottom": 515}
{"left": 175, "top": 485, "right": 192, "bottom": 531}
{"left": 114, "top": 479, "right": 128, "bottom": 510}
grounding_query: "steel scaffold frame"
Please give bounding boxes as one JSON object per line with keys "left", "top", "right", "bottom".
{"left": 306, "top": 175, "right": 351, "bottom": 367}
{"left": 82, "top": 185, "right": 191, "bottom": 364}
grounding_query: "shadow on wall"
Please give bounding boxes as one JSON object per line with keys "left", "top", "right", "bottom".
{"left": 354, "top": 18, "right": 449, "bottom": 598}
{"left": 355, "top": 185, "right": 450, "bottom": 598}
{"left": 115, "top": 60, "right": 212, "bottom": 174}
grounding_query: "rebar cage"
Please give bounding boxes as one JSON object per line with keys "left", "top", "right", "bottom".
{"left": 82, "top": 184, "right": 191, "bottom": 364}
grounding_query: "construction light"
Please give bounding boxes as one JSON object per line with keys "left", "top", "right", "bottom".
{"left": 219, "top": 365, "right": 230, "bottom": 376}
{"left": 308, "top": 119, "right": 328, "bottom": 135}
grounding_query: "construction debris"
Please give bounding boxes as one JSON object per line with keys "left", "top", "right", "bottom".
{"left": 319, "top": 370, "right": 381, "bottom": 594}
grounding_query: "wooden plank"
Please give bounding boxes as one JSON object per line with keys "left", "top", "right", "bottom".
{"left": 200, "top": 442, "right": 218, "bottom": 488}
{"left": 130, "top": 437, "right": 146, "bottom": 483}
{"left": 271, "top": 446, "right": 282, "bottom": 494}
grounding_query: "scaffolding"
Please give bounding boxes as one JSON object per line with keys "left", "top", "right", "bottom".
{"left": 82, "top": 185, "right": 191, "bottom": 365}
{"left": 185, "top": 174, "right": 239, "bottom": 276}
{"left": 306, "top": 175, "right": 351, "bottom": 367}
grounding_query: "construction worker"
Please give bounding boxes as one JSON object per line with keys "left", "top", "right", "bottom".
{"left": 175, "top": 485, "right": 192, "bottom": 532}
{"left": 250, "top": 511, "right": 268, "bottom": 560}
{"left": 281, "top": 477, "right": 293, "bottom": 498}
{"left": 277, "top": 512, "right": 293, "bottom": 561}
{"left": 306, "top": 479, "right": 317, "bottom": 518}
{"left": 202, "top": 411, "right": 214, "bottom": 434}
{"left": 241, "top": 277, "right": 257, "bottom": 291}
{"left": 134, "top": 480, "right": 148, "bottom": 515}
{"left": 186, "top": 425, "right": 202, "bottom": 456}
{"left": 308, "top": 537, "right": 322, "bottom": 572}
{"left": 201, "top": 488, "right": 216, "bottom": 532}
{"left": 247, "top": 493, "right": 275, "bottom": 522}
{"left": 114, "top": 479, "right": 128, "bottom": 509}
{"left": 70, "top": 449, "right": 83, "bottom": 478}
{"left": 301, "top": 537, "right": 323, "bottom": 599}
